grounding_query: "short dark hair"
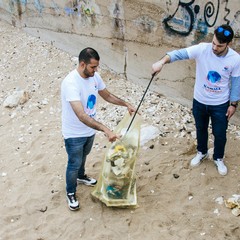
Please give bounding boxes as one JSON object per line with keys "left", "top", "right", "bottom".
{"left": 78, "top": 47, "right": 100, "bottom": 64}
{"left": 214, "top": 24, "right": 234, "bottom": 44}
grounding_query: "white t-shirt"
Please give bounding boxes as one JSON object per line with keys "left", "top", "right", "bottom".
{"left": 186, "top": 43, "right": 240, "bottom": 105}
{"left": 61, "top": 69, "right": 106, "bottom": 139}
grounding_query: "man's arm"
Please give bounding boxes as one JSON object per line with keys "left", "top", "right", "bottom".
{"left": 70, "top": 100, "right": 118, "bottom": 142}
{"left": 230, "top": 76, "right": 240, "bottom": 102}
{"left": 152, "top": 49, "right": 189, "bottom": 75}
{"left": 98, "top": 88, "right": 135, "bottom": 115}
{"left": 226, "top": 76, "right": 240, "bottom": 120}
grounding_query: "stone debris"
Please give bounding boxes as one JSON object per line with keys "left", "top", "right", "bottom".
{"left": 215, "top": 196, "right": 224, "bottom": 205}
{"left": 3, "top": 89, "right": 29, "bottom": 108}
{"left": 224, "top": 195, "right": 240, "bottom": 216}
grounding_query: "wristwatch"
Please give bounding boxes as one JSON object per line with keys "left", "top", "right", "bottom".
{"left": 230, "top": 102, "right": 238, "bottom": 108}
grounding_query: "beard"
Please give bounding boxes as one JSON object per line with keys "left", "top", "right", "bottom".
{"left": 212, "top": 46, "right": 228, "bottom": 57}
{"left": 83, "top": 67, "right": 94, "bottom": 78}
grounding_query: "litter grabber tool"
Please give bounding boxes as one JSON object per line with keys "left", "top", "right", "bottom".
{"left": 124, "top": 72, "right": 156, "bottom": 136}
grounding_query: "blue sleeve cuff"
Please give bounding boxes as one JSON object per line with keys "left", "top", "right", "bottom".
{"left": 230, "top": 76, "right": 240, "bottom": 102}
{"left": 167, "top": 49, "right": 189, "bottom": 63}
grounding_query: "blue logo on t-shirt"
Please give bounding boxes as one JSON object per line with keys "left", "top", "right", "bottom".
{"left": 87, "top": 94, "right": 96, "bottom": 109}
{"left": 86, "top": 94, "right": 96, "bottom": 117}
{"left": 207, "top": 71, "right": 221, "bottom": 83}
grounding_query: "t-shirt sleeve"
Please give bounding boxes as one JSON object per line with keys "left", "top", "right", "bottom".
{"left": 65, "top": 85, "right": 81, "bottom": 102}
{"left": 186, "top": 43, "right": 205, "bottom": 60}
{"left": 61, "top": 75, "right": 81, "bottom": 102}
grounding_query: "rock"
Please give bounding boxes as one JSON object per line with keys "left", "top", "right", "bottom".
{"left": 224, "top": 194, "right": 240, "bottom": 217}
{"left": 3, "top": 89, "right": 29, "bottom": 108}
{"left": 232, "top": 207, "right": 240, "bottom": 216}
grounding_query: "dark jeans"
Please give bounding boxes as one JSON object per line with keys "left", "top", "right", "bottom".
{"left": 64, "top": 135, "right": 95, "bottom": 193}
{"left": 192, "top": 99, "right": 229, "bottom": 160}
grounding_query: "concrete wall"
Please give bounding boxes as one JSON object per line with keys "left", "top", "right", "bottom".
{"left": 1, "top": 0, "right": 240, "bottom": 120}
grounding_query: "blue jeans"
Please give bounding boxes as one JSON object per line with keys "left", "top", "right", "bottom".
{"left": 64, "top": 135, "right": 95, "bottom": 193}
{"left": 192, "top": 99, "right": 229, "bottom": 160}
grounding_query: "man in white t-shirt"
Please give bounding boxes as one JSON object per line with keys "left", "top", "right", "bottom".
{"left": 61, "top": 47, "right": 135, "bottom": 210}
{"left": 152, "top": 24, "right": 240, "bottom": 176}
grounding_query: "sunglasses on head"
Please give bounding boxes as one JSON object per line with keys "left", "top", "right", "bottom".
{"left": 217, "top": 27, "right": 231, "bottom": 37}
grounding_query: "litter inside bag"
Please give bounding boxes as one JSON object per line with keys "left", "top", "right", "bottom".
{"left": 91, "top": 112, "right": 141, "bottom": 207}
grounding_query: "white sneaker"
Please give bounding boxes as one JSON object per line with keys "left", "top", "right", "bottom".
{"left": 190, "top": 152, "right": 208, "bottom": 167}
{"left": 77, "top": 175, "right": 97, "bottom": 186}
{"left": 66, "top": 193, "right": 80, "bottom": 211}
{"left": 214, "top": 159, "right": 227, "bottom": 176}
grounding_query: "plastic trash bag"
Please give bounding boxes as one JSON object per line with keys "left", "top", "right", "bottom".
{"left": 91, "top": 112, "right": 141, "bottom": 207}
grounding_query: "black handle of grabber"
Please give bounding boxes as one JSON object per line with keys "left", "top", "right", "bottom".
{"left": 125, "top": 72, "right": 156, "bottom": 134}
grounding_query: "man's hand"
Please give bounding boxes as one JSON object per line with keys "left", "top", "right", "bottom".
{"left": 226, "top": 105, "right": 237, "bottom": 120}
{"left": 152, "top": 60, "right": 164, "bottom": 75}
{"left": 104, "top": 129, "right": 120, "bottom": 142}
{"left": 126, "top": 103, "right": 136, "bottom": 116}
{"left": 151, "top": 55, "right": 171, "bottom": 75}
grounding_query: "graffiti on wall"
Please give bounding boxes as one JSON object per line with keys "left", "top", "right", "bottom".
{"left": 7, "top": 0, "right": 101, "bottom": 26}
{"left": 4, "top": 0, "right": 240, "bottom": 39}
{"left": 164, "top": 0, "right": 197, "bottom": 36}
{"left": 34, "top": 0, "right": 43, "bottom": 14}
{"left": 163, "top": 0, "right": 240, "bottom": 38}
{"left": 163, "top": 0, "right": 220, "bottom": 36}
{"left": 231, "top": 10, "right": 240, "bottom": 37}
{"left": 64, "top": 0, "right": 101, "bottom": 26}
{"left": 9, "top": 0, "right": 43, "bottom": 14}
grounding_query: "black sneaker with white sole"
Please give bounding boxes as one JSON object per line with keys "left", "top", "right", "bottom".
{"left": 77, "top": 175, "right": 97, "bottom": 186}
{"left": 66, "top": 192, "right": 79, "bottom": 211}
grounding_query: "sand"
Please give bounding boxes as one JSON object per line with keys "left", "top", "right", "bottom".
{"left": 0, "top": 20, "right": 240, "bottom": 240}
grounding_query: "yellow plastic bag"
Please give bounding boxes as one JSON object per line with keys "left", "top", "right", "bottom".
{"left": 91, "top": 112, "right": 141, "bottom": 207}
